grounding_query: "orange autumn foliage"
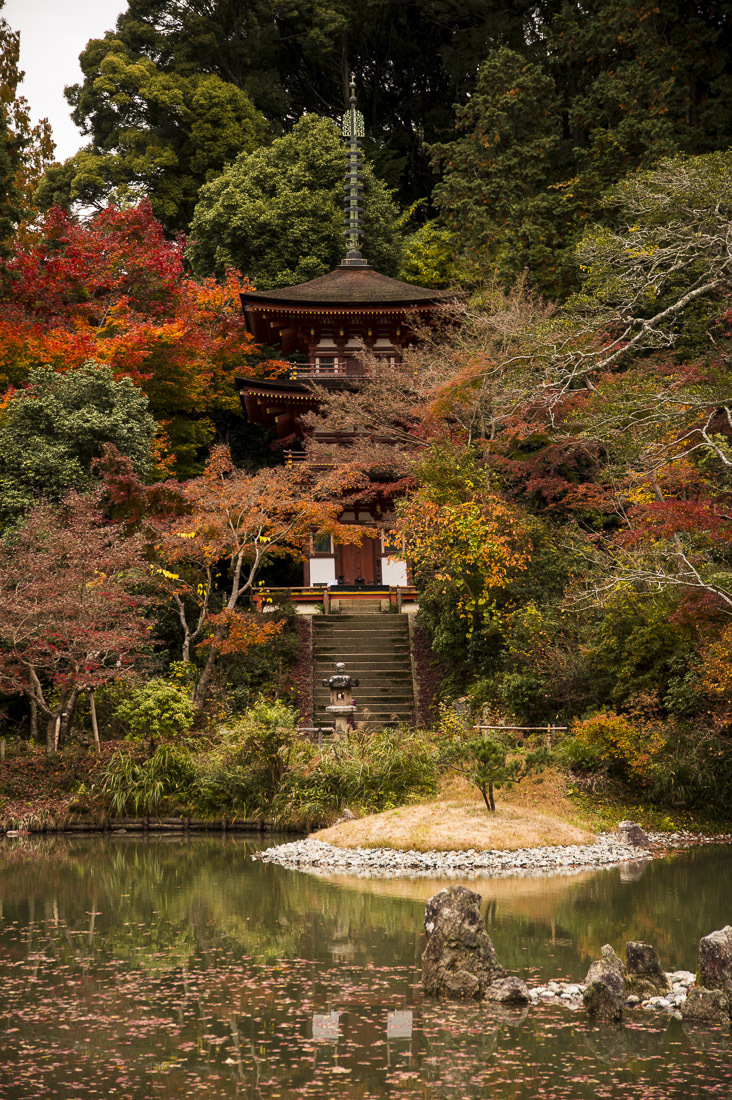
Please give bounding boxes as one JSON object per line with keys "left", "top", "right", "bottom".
{"left": 0, "top": 202, "right": 265, "bottom": 475}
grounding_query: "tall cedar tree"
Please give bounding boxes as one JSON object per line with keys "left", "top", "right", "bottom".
{"left": 432, "top": 1, "right": 732, "bottom": 296}
{"left": 39, "top": 0, "right": 548, "bottom": 226}
{"left": 0, "top": 9, "right": 54, "bottom": 250}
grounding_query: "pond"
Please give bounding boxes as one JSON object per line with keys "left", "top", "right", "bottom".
{"left": 0, "top": 835, "right": 730, "bottom": 1099}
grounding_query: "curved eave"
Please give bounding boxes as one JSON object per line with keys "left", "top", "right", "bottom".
{"left": 240, "top": 296, "right": 444, "bottom": 314}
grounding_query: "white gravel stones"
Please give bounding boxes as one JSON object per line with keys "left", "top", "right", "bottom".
{"left": 255, "top": 829, "right": 732, "bottom": 881}
{"left": 255, "top": 833, "right": 658, "bottom": 879}
{"left": 518, "top": 971, "right": 695, "bottom": 1016}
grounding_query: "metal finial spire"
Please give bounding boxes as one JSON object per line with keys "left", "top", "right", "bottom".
{"left": 340, "top": 71, "right": 367, "bottom": 266}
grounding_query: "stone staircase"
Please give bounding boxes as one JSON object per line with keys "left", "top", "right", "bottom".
{"left": 312, "top": 613, "right": 415, "bottom": 727}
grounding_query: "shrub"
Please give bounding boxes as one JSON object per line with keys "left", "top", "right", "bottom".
{"left": 100, "top": 743, "right": 197, "bottom": 816}
{"left": 194, "top": 711, "right": 444, "bottom": 825}
{"left": 567, "top": 711, "right": 667, "bottom": 786}
{"left": 194, "top": 698, "right": 306, "bottom": 817}
{"left": 276, "top": 727, "right": 443, "bottom": 825}
{"left": 115, "top": 679, "right": 195, "bottom": 747}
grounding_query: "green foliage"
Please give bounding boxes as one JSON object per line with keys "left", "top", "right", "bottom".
{"left": 57, "top": 0, "right": 535, "bottom": 212}
{"left": 496, "top": 671, "right": 545, "bottom": 722}
{"left": 187, "top": 114, "right": 403, "bottom": 286}
{"left": 0, "top": 91, "right": 21, "bottom": 254}
{"left": 429, "top": 4, "right": 732, "bottom": 296}
{"left": 114, "top": 679, "right": 195, "bottom": 747}
{"left": 431, "top": 48, "right": 564, "bottom": 294}
{"left": 0, "top": 363, "right": 155, "bottom": 527}
{"left": 274, "top": 728, "right": 442, "bottom": 826}
{"left": 436, "top": 705, "right": 550, "bottom": 811}
{"left": 585, "top": 594, "right": 698, "bottom": 710}
{"left": 561, "top": 711, "right": 732, "bottom": 815}
{"left": 399, "top": 220, "right": 460, "bottom": 289}
{"left": 196, "top": 698, "right": 303, "bottom": 816}
{"left": 467, "top": 732, "right": 549, "bottom": 812}
{"left": 100, "top": 743, "right": 198, "bottom": 816}
{"left": 41, "top": 35, "right": 268, "bottom": 231}
{"left": 194, "top": 706, "right": 442, "bottom": 825}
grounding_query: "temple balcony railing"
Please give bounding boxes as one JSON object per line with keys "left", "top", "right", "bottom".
{"left": 289, "top": 354, "right": 397, "bottom": 382}
{"left": 284, "top": 450, "right": 338, "bottom": 468}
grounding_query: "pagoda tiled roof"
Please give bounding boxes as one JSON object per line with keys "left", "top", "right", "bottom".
{"left": 241, "top": 264, "right": 449, "bottom": 307}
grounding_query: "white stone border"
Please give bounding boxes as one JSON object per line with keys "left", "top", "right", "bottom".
{"left": 254, "top": 830, "right": 732, "bottom": 880}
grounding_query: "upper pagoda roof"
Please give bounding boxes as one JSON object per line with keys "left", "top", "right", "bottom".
{"left": 241, "top": 264, "right": 450, "bottom": 309}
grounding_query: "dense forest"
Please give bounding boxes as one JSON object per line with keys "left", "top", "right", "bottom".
{"left": 0, "top": 0, "right": 731, "bottom": 825}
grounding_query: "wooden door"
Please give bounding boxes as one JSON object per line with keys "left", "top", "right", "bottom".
{"left": 336, "top": 537, "right": 379, "bottom": 584}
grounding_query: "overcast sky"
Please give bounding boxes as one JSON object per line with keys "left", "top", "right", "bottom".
{"left": 4, "top": 0, "right": 127, "bottom": 162}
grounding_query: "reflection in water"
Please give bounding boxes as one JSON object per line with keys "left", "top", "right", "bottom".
{"left": 0, "top": 834, "right": 729, "bottom": 1098}
{"left": 312, "top": 1010, "right": 340, "bottom": 1041}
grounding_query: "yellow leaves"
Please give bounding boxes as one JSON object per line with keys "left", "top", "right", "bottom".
{"left": 153, "top": 567, "right": 180, "bottom": 581}
{"left": 625, "top": 484, "right": 656, "bottom": 506}
{"left": 699, "top": 623, "right": 732, "bottom": 699}
{"left": 176, "top": 531, "right": 197, "bottom": 539}
{"left": 397, "top": 487, "right": 530, "bottom": 623}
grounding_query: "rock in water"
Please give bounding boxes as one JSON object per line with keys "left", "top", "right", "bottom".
{"left": 616, "top": 821, "right": 651, "bottom": 848}
{"left": 585, "top": 944, "right": 627, "bottom": 986}
{"left": 698, "top": 927, "right": 732, "bottom": 996}
{"left": 583, "top": 970, "right": 625, "bottom": 1021}
{"left": 422, "top": 886, "right": 506, "bottom": 999}
{"left": 625, "top": 941, "right": 671, "bottom": 998}
{"left": 682, "top": 987, "right": 731, "bottom": 1027}
{"left": 484, "top": 977, "right": 531, "bottom": 1004}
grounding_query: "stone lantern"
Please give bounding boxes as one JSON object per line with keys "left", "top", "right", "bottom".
{"left": 323, "top": 662, "right": 359, "bottom": 735}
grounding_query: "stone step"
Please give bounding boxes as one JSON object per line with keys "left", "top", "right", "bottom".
{"left": 315, "top": 667, "right": 412, "bottom": 678}
{"left": 313, "top": 673, "right": 413, "bottom": 686}
{"left": 315, "top": 615, "right": 408, "bottom": 624}
{"left": 310, "top": 633, "right": 407, "bottom": 642}
{"left": 314, "top": 666, "right": 412, "bottom": 676}
{"left": 313, "top": 642, "right": 408, "bottom": 652}
{"left": 314, "top": 691, "right": 415, "bottom": 704}
{"left": 313, "top": 631, "right": 408, "bottom": 642}
{"left": 314, "top": 714, "right": 414, "bottom": 726}
{"left": 314, "top": 620, "right": 408, "bottom": 629}
{"left": 314, "top": 712, "right": 413, "bottom": 721}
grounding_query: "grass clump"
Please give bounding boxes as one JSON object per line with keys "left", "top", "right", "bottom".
{"left": 100, "top": 743, "right": 198, "bottom": 816}
{"left": 194, "top": 699, "right": 443, "bottom": 826}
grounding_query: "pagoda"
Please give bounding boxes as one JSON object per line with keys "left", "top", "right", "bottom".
{"left": 237, "top": 79, "right": 449, "bottom": 607}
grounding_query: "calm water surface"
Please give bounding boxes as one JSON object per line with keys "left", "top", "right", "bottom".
{"left": 0, "top": 835, "right": 730, "bottom": 1099}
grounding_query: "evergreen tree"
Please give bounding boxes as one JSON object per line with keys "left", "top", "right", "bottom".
{"left": 36, "top": 36, "right": 268, "bottom": 232}
{"left": 41, "top": 0, "right": 549, "bottom": 226}
{"left": 187, "top": 114, "right": 403, "bottom": 286}
{"left": 431, "top": 49, "right": 565, "bottom": 292}
{"left": 0, "top": 8, "right": 54, "bottom": 251}
{"left": 432, "top": 0, "right": 732, "bottom": 296}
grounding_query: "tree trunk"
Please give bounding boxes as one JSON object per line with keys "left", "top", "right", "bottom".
{"left": 44, "top": 689, "right": 80, "bottom": 756}
{"left": 192, "top": 635, "right": 222, "bottom": 711}
{"left": 89, "top": 690, "right": 100, "bottom": 756}
{"left": 30, "top": 699, "right": 37, "bottom": 742}
{"left": 46, "top": 714, "right": 60, "bottom": 757}
{"left": 479, "top": 782, "right": 496, "bottom": 813}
